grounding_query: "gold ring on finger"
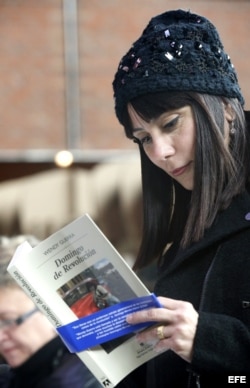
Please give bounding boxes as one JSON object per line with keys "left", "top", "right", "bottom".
{"left": 156, "top": 325, "right": 165, "bottom": 340}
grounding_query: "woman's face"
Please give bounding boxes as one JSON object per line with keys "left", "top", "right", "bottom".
{"left": 128, "top": 104, "right": 196, "bottom": 190}
{"left": 0, "top": 287, "right": 56, "bottom": 367}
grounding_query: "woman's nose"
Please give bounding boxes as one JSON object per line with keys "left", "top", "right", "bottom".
{"left": 151, "top": 136, "right": 175, "bottom": 160}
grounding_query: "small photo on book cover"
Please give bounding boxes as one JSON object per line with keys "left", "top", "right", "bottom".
{"left": 57, "top": 258, "right": 137, "bottom": 353}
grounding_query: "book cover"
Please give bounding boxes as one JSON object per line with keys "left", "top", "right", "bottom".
{"left": 8, "top": 214, "right": 160, "bottom": 387}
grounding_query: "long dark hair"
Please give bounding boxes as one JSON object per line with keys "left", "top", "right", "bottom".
{"left": 121, "top": 91, "right": 249, "bottom": 270}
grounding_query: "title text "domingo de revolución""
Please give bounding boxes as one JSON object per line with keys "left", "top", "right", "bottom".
{"left": 53, "top": 245, "right": 96, "bottom": 280}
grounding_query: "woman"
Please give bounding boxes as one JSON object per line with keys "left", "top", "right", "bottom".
{"left": 0, "top": 235, "right": 101, "bottom": 388}
{"left": 113, "top": 9, "right": 250, "bottom": 388}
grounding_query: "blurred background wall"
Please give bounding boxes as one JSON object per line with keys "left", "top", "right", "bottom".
{"left": 0, "top": 0, "right": 249, "bottom": 262}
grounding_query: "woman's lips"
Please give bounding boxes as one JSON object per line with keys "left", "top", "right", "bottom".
{"left": 171, "top": 162, "right": 191, "bottom": 177}
{"left": 2, "top": 347, "right": 17, "bottom": 355}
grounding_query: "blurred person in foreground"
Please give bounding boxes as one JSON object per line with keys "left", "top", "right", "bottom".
{"left": 0, "top": 235, "right": 102, "bottom": 388}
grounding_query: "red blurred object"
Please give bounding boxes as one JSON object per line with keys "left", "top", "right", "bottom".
{"left": 71, "top": 293, "right": 99, "bottom": 318}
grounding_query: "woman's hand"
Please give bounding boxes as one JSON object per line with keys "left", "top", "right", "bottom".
{"left": 126, "top": 296, "right": 199, "bottom": 363}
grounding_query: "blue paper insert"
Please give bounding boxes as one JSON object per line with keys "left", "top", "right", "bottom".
{"left": 57, "top": 293, "right": 161, "bottom": 352}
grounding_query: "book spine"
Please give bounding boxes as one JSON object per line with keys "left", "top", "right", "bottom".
{"left": 8, "top": 266, "right": 62, "bottom": 328}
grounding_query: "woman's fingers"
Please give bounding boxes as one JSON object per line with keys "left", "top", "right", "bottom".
{"left": 126, "top": 296, "right": 198, "bottom": 363}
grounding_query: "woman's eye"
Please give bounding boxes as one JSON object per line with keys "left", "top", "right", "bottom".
{"left": 133, "top": 135, "right": 151, "bottom": 146}
{"left": 139, "top": 135, "right": 151, "bottom": 145}
{"left": 164, "top": 116, "right": 179, "bottom": 130}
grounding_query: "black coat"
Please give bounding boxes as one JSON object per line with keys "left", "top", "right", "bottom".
{"left": 0, "top": 336, "right": 102, "bottom": 388}
{"left": 119, "top": 191, "right": 250, "bottom": 388}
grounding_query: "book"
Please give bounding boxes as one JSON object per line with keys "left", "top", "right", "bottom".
{"left": 7, "top": 214, "right": 161, "bottom": 387}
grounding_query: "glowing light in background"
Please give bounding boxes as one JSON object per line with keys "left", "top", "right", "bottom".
{"left": 54, "top": 150, "right": 74, "bottom": 168}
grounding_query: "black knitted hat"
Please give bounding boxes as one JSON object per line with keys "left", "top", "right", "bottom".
{"left": 113, "top": 9, "right": 244, "bottom": 124}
